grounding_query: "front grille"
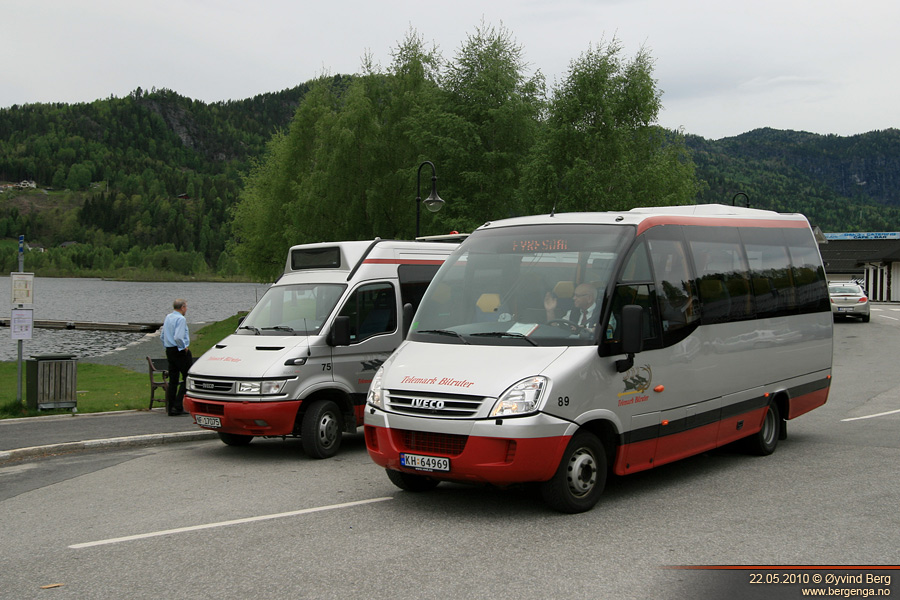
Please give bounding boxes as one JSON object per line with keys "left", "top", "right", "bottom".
{"left": 192, "top": 401, "right": 225, "bottom": 416}
{"left": 397, "top": 429, "right": 467, "bottom": 456}
{"left": 190, "top": 378, "right": 234, "bottom": 393}
{"left": 386, "top": 389, "right": 488, "bottom": 418}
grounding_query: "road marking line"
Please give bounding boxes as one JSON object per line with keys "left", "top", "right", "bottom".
{"left": 69, "top": 497, "right": 392, "bottom": 549}
{"left": 879, "top": 315, "right": 899, "bottom": 320}
{"left": 841, "top": 408, "right": 900, "bottom": 422}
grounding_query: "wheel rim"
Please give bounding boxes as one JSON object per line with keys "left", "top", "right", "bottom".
{"left": 761, "top": 407, "right": 776, "bottom": 446}
{"left": 318, "top": 412, "right": 339, "bottom": 449}
{"left": 566, "top": 447, "right": 597, "bottom": 498}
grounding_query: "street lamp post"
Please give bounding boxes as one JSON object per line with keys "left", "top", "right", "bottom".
{"left": 732, "top": 192, "right": 750, "bottom": 208}
{"left": 416, "top": 161, "right": 444, "bottom": 238}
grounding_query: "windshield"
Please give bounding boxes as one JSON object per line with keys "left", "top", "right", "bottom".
{"left": 408, "top": 224, "right": 632, "bottom": 346}
{"left": 237, "top": 283, "right": 346, "bottom": 336}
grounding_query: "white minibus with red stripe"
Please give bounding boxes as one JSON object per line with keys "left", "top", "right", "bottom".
{"left": 364, "top": 205, "right": 833, "bottom": 512}
{"left": 184, "top": 238, "right": 457, "bottom": 458}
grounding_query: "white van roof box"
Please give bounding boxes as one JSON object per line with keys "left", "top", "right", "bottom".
{"left": 284, "top": 238, "right": 460, "bottom": 276}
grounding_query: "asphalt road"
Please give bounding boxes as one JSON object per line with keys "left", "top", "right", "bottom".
{"left": 1, "top": 316, "right": 898, "bottom": 600}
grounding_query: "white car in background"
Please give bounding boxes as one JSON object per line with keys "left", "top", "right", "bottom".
{"left": 829, "top": 282, "right": 870, "bottom": 322}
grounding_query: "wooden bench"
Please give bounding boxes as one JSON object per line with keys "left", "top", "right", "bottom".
{"left": 146, "top": 357, "right": 169, "bottom": 410}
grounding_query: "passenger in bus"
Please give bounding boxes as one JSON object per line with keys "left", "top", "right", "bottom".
{"left": 545, "top": 283, "right": 598, "bottom": 329}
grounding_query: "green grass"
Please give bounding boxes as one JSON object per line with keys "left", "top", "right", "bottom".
{"left": 0, "top": 313, "right": 245, "bottom": 419}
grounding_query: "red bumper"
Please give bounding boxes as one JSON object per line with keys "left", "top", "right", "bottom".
{"left": 184, "top": 395, "right": 301, "bottom": 437}
{"left": 364, "top": 424, "right": 569, "bottom": 485}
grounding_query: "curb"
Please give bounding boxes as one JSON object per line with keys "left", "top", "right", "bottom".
{"left": 0, "top": 409, "right": 151, "bottom": 423}
{"left": 0, "top": 429, "right": 218, "bottom": 465}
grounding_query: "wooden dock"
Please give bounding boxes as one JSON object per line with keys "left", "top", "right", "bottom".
{"left": 0, "top": 319, "right": 161, "bottom": 332}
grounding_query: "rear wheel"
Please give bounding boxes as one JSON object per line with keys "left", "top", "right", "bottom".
{"left": 218, "top": 432, "right": 253, "bottom": 446}
{"left": 386, "top": 469, "right": 440, "bottom": 492}
{"left": 862, "top": 313, "right": 870, "bottom": 322}
{"left": 745, "top": 401, "right": 781, "bottom": 456}
{"left": 540, "top": 431, "right": 607, "bottom": 514}
{"left": 301, "top": 400, "right": 343, "bottom": 459}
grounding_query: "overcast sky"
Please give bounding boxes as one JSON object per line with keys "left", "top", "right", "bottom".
{"left": 5, "top": 0, "right": 897, "bottom": 140}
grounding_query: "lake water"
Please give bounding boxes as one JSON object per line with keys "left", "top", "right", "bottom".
{"left": 0, "top": 277, "right": 271, "bottom": 361}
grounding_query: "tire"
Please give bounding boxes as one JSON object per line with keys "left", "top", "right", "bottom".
{"left": 386, "top": 468, "right": 440, "bottom": 492}
{"left": 540, "top": 431, "right": 607, "bottom": 514}
{"left": 862, "top": 313, "right": 870, "bottom": 323}
{"left": 218, "top": 432, "right": 253, "bottom": 446}
{"left": 301, "top": 400, "right": 343, "bottom": 459}
{"left": 745, "top": 401, "right": 781, "bottom": 456}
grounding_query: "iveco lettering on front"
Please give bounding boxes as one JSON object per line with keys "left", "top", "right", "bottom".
{"left": 411, "top": 398, "right": 444, "bottom": 410}
{"left": 182, "top": 238, "right": 459, "bottom": 458}
{"left": 364, "top": 205, "right": 833, "bottom": 512}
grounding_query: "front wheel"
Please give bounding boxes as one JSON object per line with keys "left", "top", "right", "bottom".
{"left": 301, "top": 400, "right": 343, "bottom": 459}
{"left": 745, "top": 402, "right": 781, "bottom": 456}
{"left": 386, "top": 469, "right": 440, "bottom": 492}
{"left": 540, "top": 431, "right": 607, "bottom": 513}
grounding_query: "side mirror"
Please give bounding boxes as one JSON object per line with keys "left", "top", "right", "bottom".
{"left": 401, "top": 302, "right": 415, "bottom": 339}
{"left": 327, "top": 316, "right": 351, "bottom": 347}
{"left": 616, "top": 304, "right": 644, "bottom": 373}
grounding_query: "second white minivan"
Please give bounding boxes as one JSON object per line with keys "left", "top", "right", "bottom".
{"left": 184, "top": 238, "right": 458, "bottom": 458}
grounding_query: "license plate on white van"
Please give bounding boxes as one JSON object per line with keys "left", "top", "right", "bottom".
{"left": 400, "top": 453, "right": 450, "bottom": 472}
{"left": 196, "top": 415, "right": 221, "bottom": 428}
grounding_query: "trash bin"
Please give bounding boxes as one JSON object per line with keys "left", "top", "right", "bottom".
{"left": 26, "top": 354, "right": 78, "bottom": 411}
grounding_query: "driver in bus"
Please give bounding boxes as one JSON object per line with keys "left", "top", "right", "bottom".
{"left": 544, "top": 283, "right": 598, "bottom": 329}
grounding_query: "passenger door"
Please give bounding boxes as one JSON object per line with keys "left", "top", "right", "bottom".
{"left": 330, "top": 282, "right": 399, "bottom": 402}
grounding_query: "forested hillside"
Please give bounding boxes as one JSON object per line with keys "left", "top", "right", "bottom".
{"left": 1, "top": 43, "right": 898, "bottom": 280}
{"left": 689, "top": 128, "right": 900, "bottom": 231}
{"left": 0, "top": 82, "right": 338, "bottom": 278}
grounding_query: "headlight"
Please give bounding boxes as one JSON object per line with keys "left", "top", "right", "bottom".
{"left": 489, "top": 376, "right": 548, "bottom": 417}
{"left": 237, "top": 380, "right": 287, "bottom": 395}
{"left": 367, "top": 366, "right": 385, "bottom": 409}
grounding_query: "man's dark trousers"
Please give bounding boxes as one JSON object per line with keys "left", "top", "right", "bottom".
{"left": 165, "top": 346, "right": 192, "bottom": 414}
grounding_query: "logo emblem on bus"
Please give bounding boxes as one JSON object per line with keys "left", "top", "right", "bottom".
{"left": 621, "top": 364, "right": 652, "bottom": 395}
{"left": 360, "top": 358, "right": 386, "bottom": 372}
{"left": 411, "top": 398, "right": 445, "bottom": 411}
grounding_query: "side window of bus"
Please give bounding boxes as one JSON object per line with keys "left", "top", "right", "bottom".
{"left": 741, "top": 228, "right": 797, "bottom": 318}
{"left": 397, "top": 264, "right": 441, "bottom": 313}
{"left": 604, "top": 241, "right": 659, "bottom": 348}
{"left": 783, "top": 228, "right": 829, "bottom": 313}
{"left": 687, "top": 227, "right": 754, "bottom": 324}
{"left": 646, "top": 234, "right": 700, "bottom": 343}
{"left": 607, "top": 284, "right": 658, "bottom": 343}
{"left": 338, "top": 283, "right": 397, "bottom": 343}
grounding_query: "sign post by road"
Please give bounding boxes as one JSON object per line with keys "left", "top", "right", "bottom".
{"left": 11, "top": 236, "right": 34, "bottom": 406}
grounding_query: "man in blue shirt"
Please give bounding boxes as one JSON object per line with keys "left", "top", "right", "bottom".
{"left": 161, "top": 298, "right": 191, "bottom": 415}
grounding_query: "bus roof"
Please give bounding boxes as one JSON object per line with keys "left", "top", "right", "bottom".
{"left": 474, "top": 204, "right": 811, "bottom": 235}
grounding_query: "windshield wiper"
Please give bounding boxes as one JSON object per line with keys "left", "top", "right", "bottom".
{"left": 238, "top": 325, "right": 261, "bottom": 335}
{"left": 262, "top": 325, "right": 295, "bottom": 333}
{"left": 470, "top": 331, "right": 538, "bottom": 346}
{"left": 417, "top": 329, "right": 469, "bottom": 344}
